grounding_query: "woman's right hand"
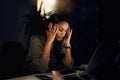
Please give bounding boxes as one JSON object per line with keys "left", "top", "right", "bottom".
{"left": 46, "top": 23, "right": 58, "bottom": 44}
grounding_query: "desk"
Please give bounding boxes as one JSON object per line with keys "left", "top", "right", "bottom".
{"left": 7, "top": 73, "right": 54, "bottom": 80}
{"left": 6, "top": 68, "right": 90, "bottom": 80}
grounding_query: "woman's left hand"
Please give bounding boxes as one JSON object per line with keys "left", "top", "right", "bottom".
{"left": 63, "top": 28, "right": 73, "bottom": 46}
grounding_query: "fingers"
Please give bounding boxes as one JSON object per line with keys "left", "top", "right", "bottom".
{"left": 48, "top": 23, "right": 53, "bottom": 31}
{"left": 69, "top": 29, "right": 72, "bottom": 38}
{"left": 54, "top": 24, "right": 58, "bottom": 34}
{"left": 67, "top": 28, "right": 72, "bottom": 34}
{"left": 48, "top": 23, "right": 58, "bottom": 33}
{"left": 49, "top": 24, "right": 58, "bottom": 34}
{"left": 46, "top": 30, "right": 48, "bottom": 36}
{"left": 47, "top": 23, "right": 58, "bottom": 37}
{"left": 67, "top": 29, "right": 73, "bottom": 39}
{"left": 68, "top": 27, "right": 70, "bottom": 32}
{"left": 70, "top": 29, "right": 73, "bottom": 35}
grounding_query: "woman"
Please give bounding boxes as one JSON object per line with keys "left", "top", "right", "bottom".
{"left": 25, "top": 14, "right": 74, "bottom": 73}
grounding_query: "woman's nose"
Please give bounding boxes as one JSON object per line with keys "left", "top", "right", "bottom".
{"left": 60, "top": 32, "right": 66, "bottom": 37}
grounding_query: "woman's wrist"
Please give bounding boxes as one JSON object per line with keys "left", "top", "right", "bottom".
{"left": 46, "top": 41, "right": 52, "bottom": 46}
{"left": 64, "top": 43, "right": 70, "bottom": 46}
{"left": 64, "top": 43, "right": 71, "bottom": 48}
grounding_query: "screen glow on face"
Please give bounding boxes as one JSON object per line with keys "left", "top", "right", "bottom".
{"left": 55, "top": 22, "right": 69, "bottom": 41}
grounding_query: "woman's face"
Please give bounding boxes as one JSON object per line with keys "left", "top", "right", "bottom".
{"left": 55, "top": 21, "right": 69, "bottom": 41}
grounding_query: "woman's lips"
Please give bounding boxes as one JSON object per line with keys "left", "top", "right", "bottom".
{"left": 57, "top": 37, "right": 63, "bottom": 40}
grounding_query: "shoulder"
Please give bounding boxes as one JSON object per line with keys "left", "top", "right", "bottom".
{"left": 30, "top": 35, "right": 45, "bottom": 40}
{"left": 30, "top": 35, "right": 40, "bottom": 42}
{"left": 30, "top": 35, "right": 46, "bottom": 44}
{"left": 30, "top": 35, "right": 39, "bottom": 40}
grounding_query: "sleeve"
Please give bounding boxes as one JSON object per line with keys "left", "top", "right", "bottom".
{"left": 28, "top": 35, "right": 49, "bottom": 73}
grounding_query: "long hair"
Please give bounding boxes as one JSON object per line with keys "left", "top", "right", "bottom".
{"left": 29, "top": 14, "right": 69, "bottom": 36}
{"left": 45, "top": 14, "right": 69, "bottom": 31}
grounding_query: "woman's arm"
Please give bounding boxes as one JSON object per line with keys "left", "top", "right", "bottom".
{"left": 28, "top": 23, "right": 58, "bottom": 72}
{"left": 64, "top": 47, "right": 73, "bottom": 66}
{"left": 42, "top": 23, "right": 58, "bottom": 64}
{"left": 42, "top": 41, "right": 52, "bottom": 64}
{"left": 63, "top": 29, "right": 74, "bottom": 67}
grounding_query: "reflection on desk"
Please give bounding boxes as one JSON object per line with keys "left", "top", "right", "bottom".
{"left": 6, "top": 69, "right": 90, "bottom": 80}
{"left": 7, "top": 73, "right": 53, "bottom": 80}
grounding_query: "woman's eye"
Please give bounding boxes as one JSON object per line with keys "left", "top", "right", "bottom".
{"left": 59, "top": 28, "right": 63, "bottom": 31}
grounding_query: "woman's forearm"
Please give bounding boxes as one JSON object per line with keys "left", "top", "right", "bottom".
{"left": 64, "top": 48, "right": 73, "bottom": 66}
{"left": 42, "top": 42, "right": 52, "bottom": 64}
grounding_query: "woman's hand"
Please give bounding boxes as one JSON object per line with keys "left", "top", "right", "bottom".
{"left": 63, "top": 28, "right": 73, "bottom": 46}
{"left": 63, "top": 28, "right": 73, "bottom": 66}
{"left": 46, "top": 23, "right": 58, "bottom": 44}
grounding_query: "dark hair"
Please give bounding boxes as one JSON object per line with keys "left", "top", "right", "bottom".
{"left": 45, "top": 14, "right": 69, "bottom": 31}
{"left": 29, "top": 13, "right": 69, "bottom": 36}
{"left": 47, "top": 14, "right": 68, "bottom": 24}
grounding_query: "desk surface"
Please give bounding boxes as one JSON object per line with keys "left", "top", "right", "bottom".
{"left": 7, "top": 73, "right": 55, "bottom": 80}
{"left": 6, "top": 69, "right": 87, "bottom": 80}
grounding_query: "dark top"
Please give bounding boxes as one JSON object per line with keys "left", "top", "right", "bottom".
{"left": 23, "top": 35, "right": 73, "bottom": 73}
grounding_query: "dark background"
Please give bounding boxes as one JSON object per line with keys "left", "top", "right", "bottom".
{"left": 0, "top": 0, "right": 98, "bottom": 66}
{"left": 0, "top": 0, "right": 120, "bottom": 79}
